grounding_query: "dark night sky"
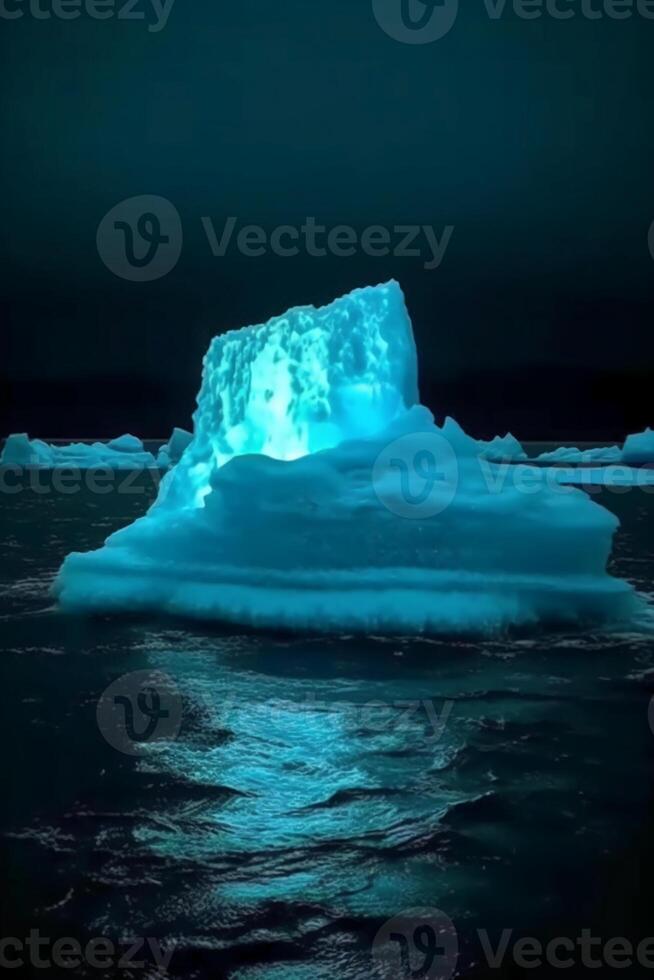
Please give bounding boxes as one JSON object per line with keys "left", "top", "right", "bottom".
{"left": 1, "top": 0, "right": 653, "bottom": 440}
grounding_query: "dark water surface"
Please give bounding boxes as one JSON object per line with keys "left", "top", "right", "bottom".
{"left": 1, "top": 470, "right": 654, "bottom": 978}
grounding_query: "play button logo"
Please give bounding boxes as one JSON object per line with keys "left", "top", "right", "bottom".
{"left": 372, "top": 0, "right": 459, "bottom": 43}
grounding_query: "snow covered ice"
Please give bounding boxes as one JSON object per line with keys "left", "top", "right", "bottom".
{"left": 54, "top": 282, "right": 640, "bottom": 634}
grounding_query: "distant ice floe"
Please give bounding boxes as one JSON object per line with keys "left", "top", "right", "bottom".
{"left": 1, "top": 428, "right": 194, "bottom": 471}
{"left": 534, "top": 445, "right": 622, "bottom": 465}
{"left": 0, "top": 433, "right": 158, "bottom": 469}
{"left": 476, "top": 432, "right": 527, "bottom": 462}
{"left": 531, "top": 431, "right": 654, "bottom": 468}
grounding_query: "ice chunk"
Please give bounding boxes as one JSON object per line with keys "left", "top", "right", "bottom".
{"left": 431, "top": 423, "right": 526, "bottom": 463}
{"left": 622, "top": 428, "right": 654, "bottom": 466}
{"left": 160, "top": 280, "right": 418, "bottom": 508}
{"left": 1, "top": 433, "right": 54, "bottom": 466}
{"left": 106, "top": 433, "right": 145, "bottom": 453}
{"left": 477, "top": 433, "right": 527, "bottom": 462}
{"left": 534, "top": 432, "right": 654, "bottom": 466}
{"left": 535, "top": 445, "right": 622, "bottom": 464}
{"left": 156, "top": 427, "right": 193, "bottom": 468}
{"left": 0, "top": 433, "right": 157, "bottom": 469}
{"left": 55, "top": 283, "right": 639, "bottom": 634}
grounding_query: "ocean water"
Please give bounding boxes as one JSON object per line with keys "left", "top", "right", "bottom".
{"left": 1, "top": 464, "right": 654, "bottom": 978}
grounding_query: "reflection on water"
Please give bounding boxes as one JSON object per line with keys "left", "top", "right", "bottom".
{"left": 1, "top": 474, "right": 653, "bottom": 978}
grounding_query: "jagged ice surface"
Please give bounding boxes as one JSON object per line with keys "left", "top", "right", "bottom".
{"left": 535, "top": 445, "right": 622, "bottom": 464}
{"left": 156, "top": 427, "right": 193, "bottom": 468}
{"left": 477, "top": 432, "right": 527, "bottom": 462}
{"left": 1, "top": 433, "right": 158, "bottom": 469}
{"left": 533, "top": 433, "right": 654, "bottom": 466}
{"left": 157, "top": 281, "right": 418, "bottom": 509}
{"left": 55, "top": 282, "right": 639, "bottom": 634}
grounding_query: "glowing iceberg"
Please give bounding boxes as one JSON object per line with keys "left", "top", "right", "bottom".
{"left": 55, "top": 282, "right": 639, "bottom": 634}
{"left": 157, "top": 281, "right": 418, "bottom": 510}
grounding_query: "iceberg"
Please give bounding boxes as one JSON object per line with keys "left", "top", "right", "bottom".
{"left": 0, "top": 429, "right": 196, "bottom": 471}
{"left": 1, "top": 433, "right": 158, "bottom": 469}
{"left": 105, "top": 433, "right": 147, "bottom": 454}
{"left": 622, "top": 428, "right": 654, "bottom": 466}
{"left": 156, "top": 427, "right": 193, "bottom": 468}
{"left": 533, "top": 432, "right": 654, "bottom": 467}
{"left": 55, "top": 282, "right": 639, "bottom": 634}
{"left": 155, "top": 280, "right": 418, "bottom": 511}
{"left": 534, "top": 445, "right": 622, "bottom": 465}
{"left": 477, "top": 432, "right": 527, "bottom": 462}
